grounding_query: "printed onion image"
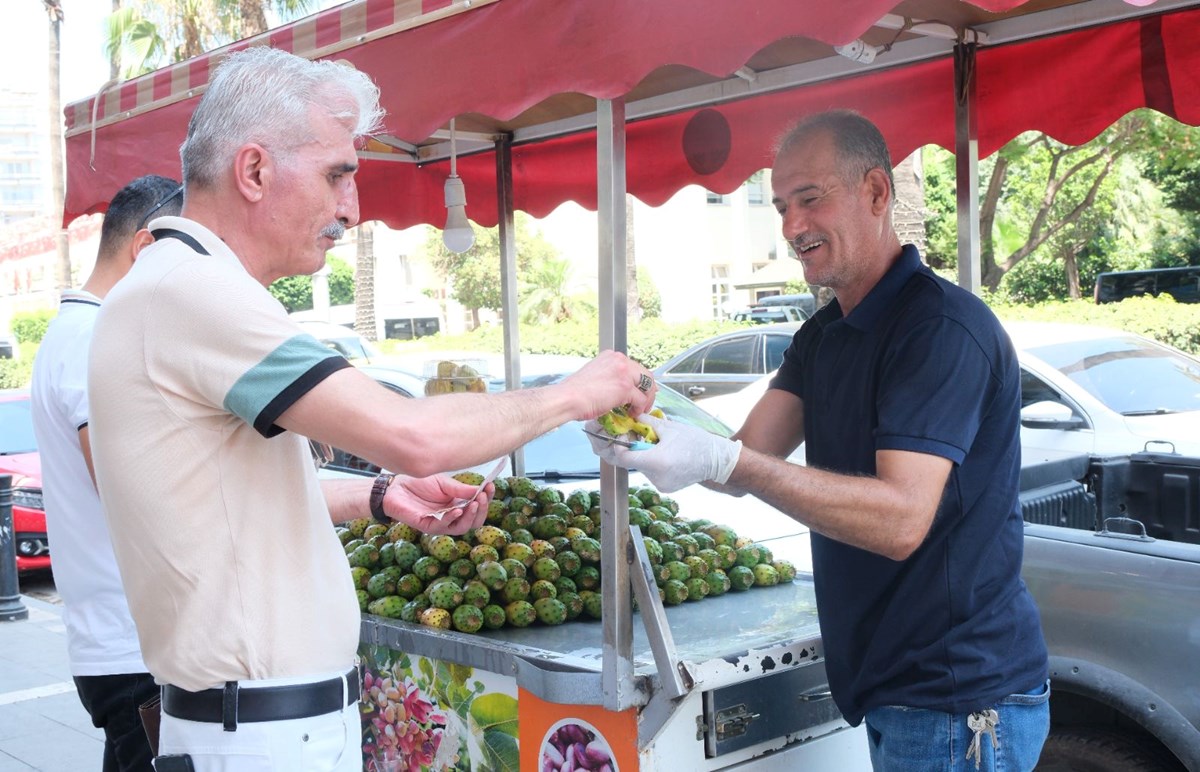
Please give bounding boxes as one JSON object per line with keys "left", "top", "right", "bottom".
{"left": 539, "top": 718, "right": 618, "bottom": 772}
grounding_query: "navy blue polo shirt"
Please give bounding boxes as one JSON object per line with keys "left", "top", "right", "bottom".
{"left": 772, "top": 245, "right": 1047, "bottom": 726}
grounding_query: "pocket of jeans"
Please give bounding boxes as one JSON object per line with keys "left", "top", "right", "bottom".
{"left": 997, "top": 679, "right": 1051, "bottom": 707}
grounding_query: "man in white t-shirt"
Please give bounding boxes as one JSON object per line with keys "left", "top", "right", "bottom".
{"left": 86, "top": 47, "right": 657, "bottom": 771}
{"left": 30, "top": 175, "right": 183, "bottom": 772}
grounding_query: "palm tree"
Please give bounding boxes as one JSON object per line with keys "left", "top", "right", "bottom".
{"left": 106, "top": 0, "right": 314, "bottom": 78}
{"left": 43, "top": 0, "right": 70, "bottom": 290}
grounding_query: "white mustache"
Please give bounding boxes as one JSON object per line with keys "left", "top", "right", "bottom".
{"left": 320, "top": 221, "right": 346, "bottom": 241}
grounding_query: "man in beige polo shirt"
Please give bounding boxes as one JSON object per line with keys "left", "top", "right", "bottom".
{"left": 87, "top": 46, "right": 656, "bottom": 771}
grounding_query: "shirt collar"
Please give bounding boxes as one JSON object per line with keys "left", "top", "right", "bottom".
{"left": 59, "top": 288, "right": 101, "bottom": 308}
{"left": 815, "top": 244, "right": 924, "bottom": 333}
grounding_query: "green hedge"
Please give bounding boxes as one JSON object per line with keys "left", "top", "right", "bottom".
{"left": 382, "top": 296, "right": 1200, "bottom": 367}
{"left": 990, "top": 295, "right": 1200, "bottom": 356}
{"left": 11, "top": 310, "right": 55, "bottom": 345}
{"left": 378, "top": 318, "right": 752, "bottom": 370}
{"left": 0, "top": 358, "right": 33, "bottom": 390}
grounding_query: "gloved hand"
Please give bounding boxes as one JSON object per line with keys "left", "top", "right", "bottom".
{"left": 583, "top": 413, "right": 742, "bottom": 493}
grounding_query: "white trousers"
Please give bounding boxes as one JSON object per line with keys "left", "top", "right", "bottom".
{"left": 158, "top": 668, "right": 360, "bottom": 772}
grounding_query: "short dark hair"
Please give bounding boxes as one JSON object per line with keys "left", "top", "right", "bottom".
{"left": 776, "top": 110, "right": 895, "bottom": 197}
{"left": 97, "top": 175, "right": 183, "bottom": 259}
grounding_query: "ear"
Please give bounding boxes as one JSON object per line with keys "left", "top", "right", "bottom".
{"left": 865, "top": 167, "right": 892, "bottom": 216}
{"left": 128, "top": 228, "right": 156, "bottom": 263}
{"left": 232, "top": 143, "right": 269, "bottom": 203}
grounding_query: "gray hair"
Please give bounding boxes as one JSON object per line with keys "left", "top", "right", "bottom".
{"left": 775, "top": 109, "right": 895, "bottom": 197}
{"left": 180, "top": 46, "right": 384, "bottom": 188}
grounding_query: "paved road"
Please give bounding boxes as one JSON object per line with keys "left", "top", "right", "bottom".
{"left": 1, "top": 571, "right": 104, "bottom": 771}
{"left": 15, "top": 571, "right": 58, "bottom": 606}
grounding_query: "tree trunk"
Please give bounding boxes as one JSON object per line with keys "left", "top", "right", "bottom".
{"left": 46, "top": 2, "right": 71, "bottom": 290}
{"left": 353, "top": 222, "right": 378, "bottom": 340}
{"left": 111, "top": 0, "right": 121, "bottom": 79}
{"left": 239, "top": 0, "right": 269, "bottom": 37}
{"left": 625, "top": 194, "right": 640, "bottom": 321}
{"left": 1063, "top": 246, "right": 1081, "bottom": 300}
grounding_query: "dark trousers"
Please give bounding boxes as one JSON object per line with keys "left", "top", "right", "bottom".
{"left": 73, "top": 672, "right": 159, "bottom": 772}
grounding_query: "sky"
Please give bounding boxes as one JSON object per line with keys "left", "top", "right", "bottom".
{"left": 4, "top": 1, "right": 111, "bottom": 104}
{"left": 2, "top": 0, "right": 346, "bottom": 105}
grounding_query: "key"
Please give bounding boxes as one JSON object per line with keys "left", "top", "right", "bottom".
{"left": 965, "top": 709, "right": 1000, "bottom": 769}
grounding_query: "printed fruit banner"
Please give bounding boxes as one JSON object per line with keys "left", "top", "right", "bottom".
{"left": 360, "top": 646, "right": 519, "bottom": 771}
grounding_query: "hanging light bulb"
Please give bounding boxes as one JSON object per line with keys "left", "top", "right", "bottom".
{"left": 443, "top": 118, "right": 475, "bottom": 253}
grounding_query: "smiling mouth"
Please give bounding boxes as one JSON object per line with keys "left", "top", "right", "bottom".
{"left": 795, "top": 239, "right": 825, "bottom": 255}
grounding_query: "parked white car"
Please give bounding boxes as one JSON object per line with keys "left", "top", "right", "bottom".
{"left": 698, "top": 321, "right": 1200, "bottom": 460}
{"left": 1010, "top": 321, "right": 1200, "bottom": 457}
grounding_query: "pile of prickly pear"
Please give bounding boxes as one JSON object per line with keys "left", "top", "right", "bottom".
{"left": 337, "top": 474, "right": 797, "bottom": 634}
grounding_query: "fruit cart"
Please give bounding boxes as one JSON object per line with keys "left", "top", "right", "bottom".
{"left": 354, "top": 531, "right": 868, "bottom": 772}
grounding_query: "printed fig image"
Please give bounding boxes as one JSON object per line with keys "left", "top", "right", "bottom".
{"left": 540, "top": 719, "right": 617, "bottom": 772}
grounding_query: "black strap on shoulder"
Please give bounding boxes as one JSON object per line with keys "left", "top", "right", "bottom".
{"left": 151, "top": 228, "right": 210, "bottom": 256}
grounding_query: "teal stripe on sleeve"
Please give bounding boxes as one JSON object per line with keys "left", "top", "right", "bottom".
{"left": 224, "top": 335, "right": 343, "bottom": 425}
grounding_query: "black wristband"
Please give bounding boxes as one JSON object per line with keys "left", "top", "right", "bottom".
{"left": 369, "top": 473, "right": 396, "bottom": 524}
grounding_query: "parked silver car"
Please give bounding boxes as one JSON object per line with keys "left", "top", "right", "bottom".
{"left": 653, "top": 322, "right": 802, "bottom": 401}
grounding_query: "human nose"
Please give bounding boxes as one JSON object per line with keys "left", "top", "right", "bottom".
{"left": 780, "top": 206, "right": 806, "bottom": 247}
{"left": 338, "top": 179, "right": 360, "bottom": 229}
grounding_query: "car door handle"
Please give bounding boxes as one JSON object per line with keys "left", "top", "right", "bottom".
{"left": 687, "top": 385, "right": 706, "bottom": 396}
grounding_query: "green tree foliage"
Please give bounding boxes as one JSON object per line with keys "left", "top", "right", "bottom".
{"left": 519, "top": 255, "right": 596, "bottom": 324}
{"left": 10, "top": 310, "right": 55, "bottom": 345}
{"left": 267, "top": 255, "right": 353, "bottom": 312}
{"left": 638, "top": 272, "right": 662, "bottom": 319}
{"left": 106, "top": 0, "right": 314, "bottom": 78}
{"left": 924, "top": 109, "right": 1200, "bottom": 302}
{"left": 425, "top": 214, "right": 556, "bottom": 327}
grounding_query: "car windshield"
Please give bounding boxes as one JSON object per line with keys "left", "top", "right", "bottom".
{"left": 0, "top": 397, "right": 36, "bottom": 455}
{"left": 1025, "top": 336, "right": 1200, "bottom": 415}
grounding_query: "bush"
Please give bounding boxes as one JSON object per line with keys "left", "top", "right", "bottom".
{"left": 990, "top": 295, "right": 1200, "bottom": 356}
{"left": 0, "top": 358, "right": 33, "bottom": 389}
{"left": 11, "top": 310, "right": 55, "bottom": 345}
{"left": 378, "top": 318, "right": 749, "bottom": 370}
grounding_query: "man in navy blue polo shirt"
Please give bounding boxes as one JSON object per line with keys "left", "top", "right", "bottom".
{"left": 591, "top": 110, "right": 1049, "bottom": 770}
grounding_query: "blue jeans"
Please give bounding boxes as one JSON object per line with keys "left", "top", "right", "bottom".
{"left": 865, "top": 681, "right": 1050, "bottom": 771}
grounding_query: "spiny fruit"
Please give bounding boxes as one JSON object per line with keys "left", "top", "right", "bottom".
{"left": 452, "top": 471, "right": 485, "bottom": 486}
{"left": 452, "top": 604, "right": 484, "bottom": 633}
{"left": 428, "top": 535, "right": 459, "bottom": 564}
{"left": 367, "top": 595, "right": 405, "bottom": 619}
{"left": 534, "top": 597, "right": 568, "bottom": 625}
{"left": 596, "top": 405, "right": 659, "bottom": 443}
{"left": 482, "top": 604, "right": 507, "bottom": 629}
{"left": 476, "top": 561, "right": 508, "bottom": 591}
{"left": 773, "top": 559, "right": 798, "bottom": 582}
{"left": 505, "top": 600, "right": 537, "bottom": 628}
{"left": 419, "top": 607, "right": 452, "bottom": 629}
{"left": 428, "top": 581, "right": 465, "bottom": 610}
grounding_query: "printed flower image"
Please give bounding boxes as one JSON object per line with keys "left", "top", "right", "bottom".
{"left": 359, "top": 647, "right": 519, "bottom": 772}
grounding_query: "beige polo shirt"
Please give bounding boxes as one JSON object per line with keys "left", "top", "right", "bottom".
{"left": 88, "top": 216, "right": 359, "bottom": 692}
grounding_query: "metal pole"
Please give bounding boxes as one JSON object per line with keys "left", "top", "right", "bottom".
{"left": 954, "top": 42, "right": 982, "bottom": 295}
{"left": 0, "top": 475, "right": 30, "bottom": 622}
{"left": 597, "top": 97, "right": 635, "bottom": 712}
{"left": 495, "top": 136, "right": 524, "bottom": 477}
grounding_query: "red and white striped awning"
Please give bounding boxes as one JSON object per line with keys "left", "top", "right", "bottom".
{"left": 64, "top": 0, "right": 1200, "bottom": 229}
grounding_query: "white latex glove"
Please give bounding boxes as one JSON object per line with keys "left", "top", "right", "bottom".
{"left": 584, "top": 414, "right": 742, "bottom": 493}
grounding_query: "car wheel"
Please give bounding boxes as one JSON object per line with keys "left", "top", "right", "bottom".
{"left": 1036, "top": 728, "right": 1180, "bottom": 772}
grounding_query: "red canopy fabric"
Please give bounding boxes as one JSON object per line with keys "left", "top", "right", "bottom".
{"left": 63, "top": 1, "right": 1200, "bottom": 229}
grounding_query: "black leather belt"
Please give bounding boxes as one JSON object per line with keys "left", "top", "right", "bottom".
{"left": 162, "top": 667, "right": 360, "bottom": 731}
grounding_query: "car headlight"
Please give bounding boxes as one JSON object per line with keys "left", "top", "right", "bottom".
{"left": 12, "top": 488, "right": 43, "bottom": 510}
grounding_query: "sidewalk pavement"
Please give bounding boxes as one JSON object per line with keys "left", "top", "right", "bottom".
{"left": 0, "top": 593, "right": 105, "bottom": 771}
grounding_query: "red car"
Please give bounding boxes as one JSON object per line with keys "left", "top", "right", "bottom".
{"left": 0, "top": 389, "right": 50, "bottom": 572}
